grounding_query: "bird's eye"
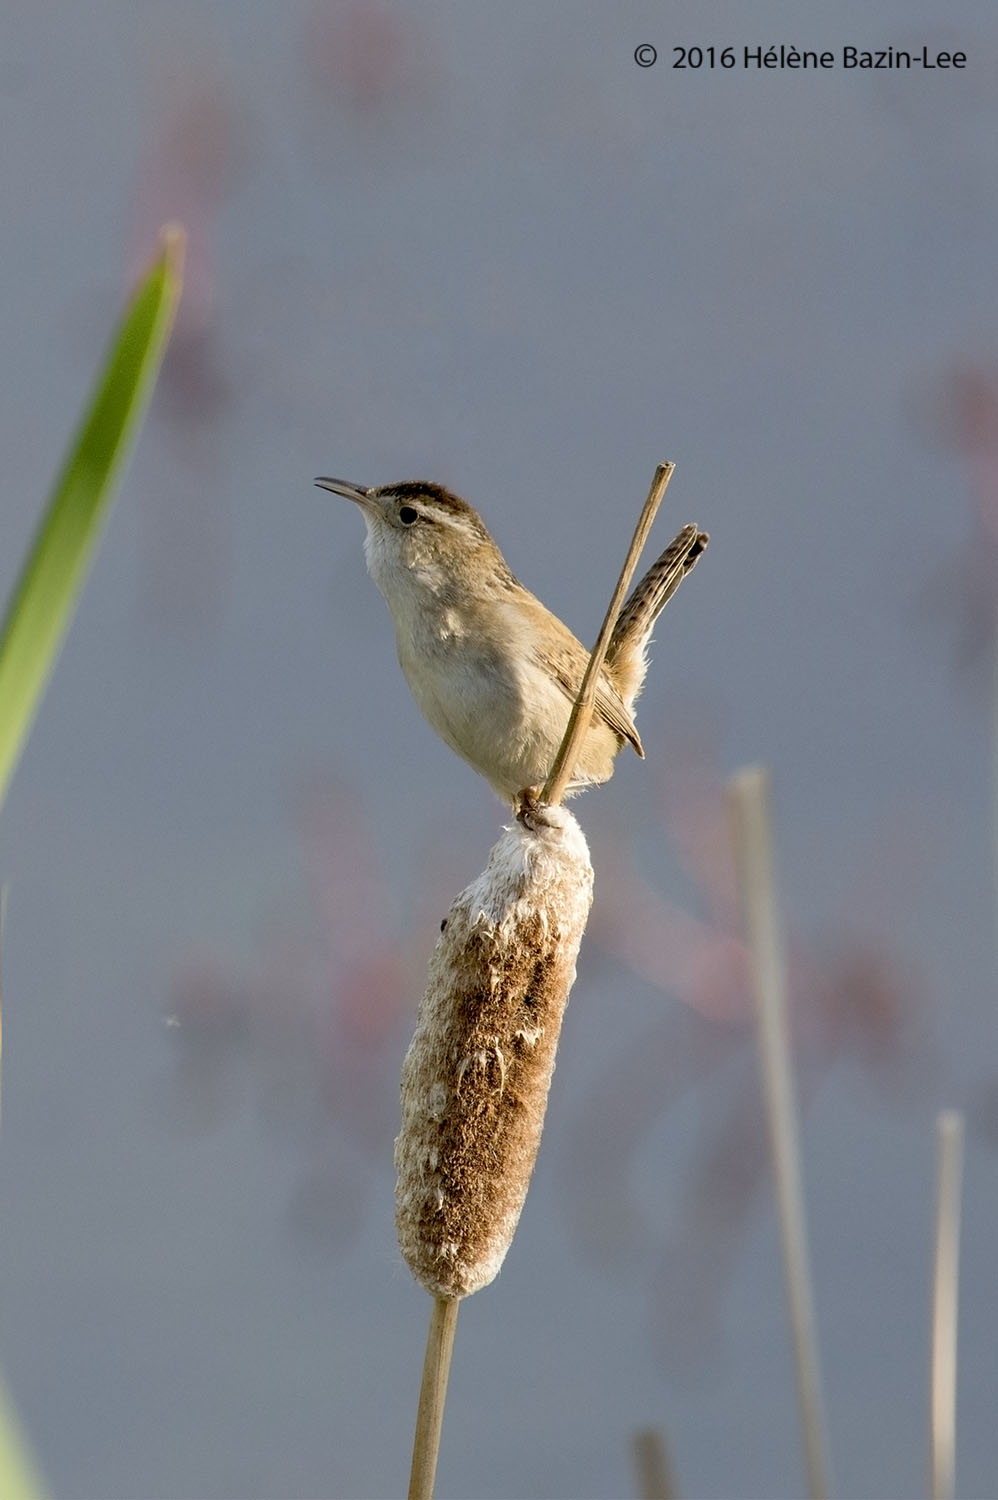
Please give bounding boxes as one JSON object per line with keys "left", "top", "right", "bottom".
{"left": 398, "top": 506, "right": 419, "bottom": 526}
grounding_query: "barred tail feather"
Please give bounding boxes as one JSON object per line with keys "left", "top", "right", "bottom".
{"left": 606, "top": 524, "right": 708, "bottom": 708}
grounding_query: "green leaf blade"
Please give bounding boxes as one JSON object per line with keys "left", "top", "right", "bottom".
{"left": 0, "top": 225, "right": 185, "bottom": 810}
{"left": 0, "top": 1373, "right": 45, "bottom": 1500}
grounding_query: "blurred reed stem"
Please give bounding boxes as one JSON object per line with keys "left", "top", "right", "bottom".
{"left": 631, "top": 1426, "right": 676, "bottom": 1500}
{"left": 930, "top": 1109, "right": 964, "bottom": 1500}
{"left": 727, "top": 765, "right": 831, "bottom": 1500}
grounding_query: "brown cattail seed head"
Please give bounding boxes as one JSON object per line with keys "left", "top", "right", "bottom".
{"left": 395, "top": 805, "right": 594, "bottom": 1298}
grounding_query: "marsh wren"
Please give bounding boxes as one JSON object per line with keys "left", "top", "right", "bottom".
{"left": 315, "top": 477, "right": 708, "bottom": 803}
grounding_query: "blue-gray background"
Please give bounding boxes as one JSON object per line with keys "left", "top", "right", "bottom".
{"left": 2, "top": 4, "right": 997, "bottom": 1497}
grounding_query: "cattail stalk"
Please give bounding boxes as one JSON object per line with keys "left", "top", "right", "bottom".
{"left": 401, "top": 802, "right": 593, "bottom": 1500}
{"left": 408, "top": 1295, "right": 459, "bottom": 1500}
{"left": 399, "top": 464, "right": 677, "bottom": 1499}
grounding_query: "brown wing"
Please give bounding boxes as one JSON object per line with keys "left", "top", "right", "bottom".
{"left": 540, "top": 622, "right": 645, "bottom": 759}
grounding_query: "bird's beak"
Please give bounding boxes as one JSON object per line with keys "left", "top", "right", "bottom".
{"left": 314, "top": 476, "right": 378, "bottom": 513}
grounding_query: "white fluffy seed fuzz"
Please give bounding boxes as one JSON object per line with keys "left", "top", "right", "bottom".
{"left": 394, "top": 806, "right": 594, "bottom": 1298}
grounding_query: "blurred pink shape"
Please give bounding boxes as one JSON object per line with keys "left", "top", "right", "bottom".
{"left": 948, "top": 365, "right": 998, "bottom": 524}
{"left": 920, "top": 363, "right": 998, "bottom": 664}
{"left": 128, "top": 56, "right": 236, "bottom": 632}
{"left": 305, "top": 1, "right": 427, "bottom": 114}
{"left": 166, "top": 775, "right": 428, "bottom": 1250}
{"left": 129, "top": 60, "right": 233, "bottom": 341}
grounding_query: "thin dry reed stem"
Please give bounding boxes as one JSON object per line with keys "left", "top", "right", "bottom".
{"left": 542, "top": 461, "right": 674, "bottom": 805}
{"left": 727, "top": 766, "right": 831, "bottom": 1500}
{"left": 930, "top": 1109, "right": 964, "bottom": 1500}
